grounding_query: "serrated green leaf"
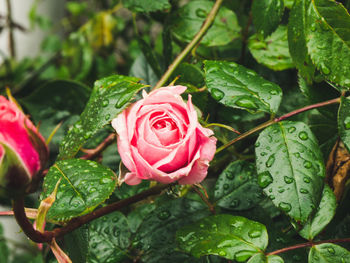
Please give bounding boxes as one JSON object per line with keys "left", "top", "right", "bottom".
{"left": 309, "top": 243, "right": 350, "bottom": 262}
{"left": 123, "top": 0, "right": 170, "bottom": 13}
{"left": 135, "top": 197, "right": 210, "bottom": 263}
{"left": 169, "top": 0, "right": 241, "bottom": 47}
{"left": 306, "top": 0, "right": 350, "bottom": 88}
{"left": 58, "top": 75, "right": 146, "bottom": 160}
{"left": 176, "top": 214, "right": 268, "bottom": 261}
{"left": 204, "top": 60, "right": 282, "bottom": 114}
{"left": 86, "top": 211, "right": 130, "bottom": 263}
{"left": 338, "top": 96, "right": 350, "bottom": 152}
{"left": 296, "top": 185, "right": 336, "bottom": 240}
{"left": 288, "top": 0, "right": 315, "bottom": 83}
{"left": 214, "top": 160, "right": 265, "bottom": 211}
{"left": 248, "top": 253, "right": 284, "bottom": 263}
{"left": 41, "top": 159, "right": 117, "bottom": 222}
{"left": 252, "top": 0, "right": 284, "bottom": 38}
{"left": 255, "top": 121, "right": 325, "bottom": 223}
{"left": 248, "top": 25, "right": 294, "bottom": 71}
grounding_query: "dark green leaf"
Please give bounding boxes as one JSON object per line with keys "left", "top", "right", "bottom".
{"left": 41, "top": 159, "right": 117, "bottom": 222}
{"left": 123, "top": 0, "right": 170, "bottom": 13}
{"left": 252, "top": 0, "right": 284, "bottom": 37}
{"left": 306, "top": 0, "right": 350, "bottom": 88}
{"left": 86, "top": 211, "right": 130, "bottom": 263}
{"left": 58, "top": 75, "right": 146, "bottom": 159}
{"left": 309, "top": 243, "right": 350, "bottom": 262}
{"left": 21, "top": 79, "right": 90, "bottom": 149}
{"left": 288, "top": 0, "right": 315, "bottom": 83}
{"left": 64, "top": 225, "right": 89, "bottom": 263}
{"left": 127, "top": 203, "right": 156, "bottom": 233}
{"left": 169, "top": 0, "right": 241, "bottom": 47}
{"left": 255, "top": 121, "right": 325, "bottom": 223}
{"left": 176, "top": 214, "right": 268, "bottom": 261}
{"left": 130, "top": 54, "right": 159, "bottom": 87}
{"left": 248, "top": 253, "right": 284, "bottom": 263}
{"left": 248, "top": 26, "right": 294, "bottom": 71}
{"left": 135, "top": 197, "right": 210, "bottom": 263}
{"left": 137, "top": 38, "right": 162, "bottom": 78}
{"left": 0, "top": 224, "right": 8, "bottom": 263}
{"left": 204, "top": 60, "right": 282, "bottom": 114}
{"left": 214, "top": 160, "right": 265, "bottom": 211}
{"left": 338, "top": 96, "right": 350, "bottom": 152}
{"left": 296, "top": 185, "right": 336, "bottom": 240}
{"left": 171, "top": 63, "right": 205, "bottom": 88}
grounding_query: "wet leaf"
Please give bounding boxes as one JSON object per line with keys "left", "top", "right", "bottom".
{"left": 309, "top": 243, "right": 350, "bottom": 262}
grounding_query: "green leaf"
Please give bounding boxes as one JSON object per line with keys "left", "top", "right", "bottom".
{"left": 255, "top": 121, "right": 325, "bottom": 223}
{"left": 252, "top": 0, "right": 284, "bottom": 38}
{"left": 130, "top": 54, "right": 159, "bottom": 87}
{"left": 123, "top": 0, "right": 170, "bottom": 13}
{"left": 127, "top": 203, "right": 156, "bottom": 233}
{"left": 297, "top": 185, "right": 336, "bottom": 240}
{"left": 58, "top": 75, "right": 146, "bottom": 160}
{"left": 214, "top": 160, "right": 265, "bottom": 211}
{"left": 64, "top": 226, "right": 89, "bottom": 263}
{"left": 169, "top": 0, "right": 241, "bottom": 47}
{"left": 204, "top": 60, "right": 282, "bottom": 114}
{"left": 176, "top": 214, "right": 268, "bottom": 261}
{"left": 288, "top": 0, "right": 315, "bottom": 83}
{"left": 0, "top": 224, "right": 8, "bottom": 263}
{"left": 248, "top": 25, "right": 294, "bottom": 71}
{"left": 86, "top": 211, "right": 130, "bottom": 263}
{"left": 171, "top": 63, "right": 205, "bottom": 88}
{"left": 41, "top": 159, "right": 117, "bottom": 222}
{"left": 338, "top": 96, "right": 350, "bottom": 152}
{"left": 135, "top": 197, "right": 210, "bottom": 263}
{"left": 306, "top": 0, "right": 350, "bottom": 88}
{"left": 137, "top": 38, "right": 162, "bottom": 78}
{"left": 309, "top": 243, "right": 350, "bottom": 262}
{"left": 21, "top": 79, "right": 90, "bottom": 149}
{"left": 284, "top": 0, "right": 295, "bottom": 9}
{"left": 248, "top": 253, "right": 284, "bottom": 263}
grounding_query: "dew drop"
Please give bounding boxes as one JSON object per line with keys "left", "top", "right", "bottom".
{"left": 300, "top": 188, "right": 308, "bottom": 194}
{"left": 260, "top": 152, "right": 267, "bottom": 156}
{"left": 102, "top": 99, "right": 109, "bottom": 107}
{"left": 310, "top": 23, "right": 316, "bottom": 32}
{"left": 211, "top": 88, "right": 225, "bottom": 101}
{"left": 235, "top": 98, "right": 258, "bottom": 111}
{"left": 279, "top": 202, "right": 292, "bottom": 212}
{"left": 303, "top": 176, "right": 311, "bottom": 183}
{"left": 230, "top": 199, "right": 240, "bottom": 208}
{"left": 255, "top": 141, "right": 260, "bottom": 147}
{"left": 195, "top": 8, "right": 207, "bottom": 18}
{"left": 327, "top": 247, "right": 335, "bottom": 254}
{"left": 258, "top": 171, "right": 273, "bottom": 188}
{"left": 234, "top": 250, "right": 253, "bottom": 262}
{"left": 248, "top": 230, "right": 262, "bottom": 238}
{"left": 226, "top": 173, "right": 234, "bottom": 180}
{"left": 105, "top": 114, "right": 111, "bottom": 121}
{"left": 278, "top": 188, "right": 285, "bottom": 193}
{"left": 284, "top": 176, "right": 294, "bottom": 184}
{"left": 115, "top": 95, "right": 130, "bottom": 109}
{"left": 320, "top": 63, "right": 330, "bottom": 75}
{"left": 298, "top": 131, "right": 308, "bottom": 140}
{"left": 344, "top": 116, "right": 350, "bottom": 129}
{"left": 218, "top": 250, "right": 227, "bottom": 256}
{"left": 288, "top": 127, "right": 296, "bottom": 133}
{"left": 304, "top": 160, "right": 312, "bottom": 169}
{"left": 266, "top": 155, "right": 275, "bottom": 168}
{"left": 158, "top": 210, "right": 171, "bottom": 220}
{"left": 269, "top": 89, "right": 278, "bottom": 95}
{"left": 223, "top": 183, "right": 229, "bottom": 190}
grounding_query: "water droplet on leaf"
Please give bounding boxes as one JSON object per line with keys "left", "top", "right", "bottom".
{"left": 279, "top": 202, "right": 292, "bottom": 212}
{"left": 211, "top": 88, "right": 225, "bottom": 101}
{"left": 298, "top": 131, "right": 308, "bottom": 140}
{"left": 258, "top": 171, "right": 273, "bottom": 188}
{"left": 266, "top": 155, "right": 275, "bottom": 168}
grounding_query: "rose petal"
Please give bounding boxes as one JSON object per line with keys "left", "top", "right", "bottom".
{"left": 124, "top": 172, "right": 142, "bottom": 185}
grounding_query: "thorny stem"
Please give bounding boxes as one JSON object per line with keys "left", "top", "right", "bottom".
{"left": 266, "top": 238, "right": 350, "bottom": 256}
{"left": 216, "top": 97, "right": 341, "bottom": 154}
{"left": 152, "top": 0, "right": 224, "bottom": 90}
{"left": 13, "top": 184, "right": 172, "bottom": 243}
{"left": 81, "top": 133, "right": 116, "bottom": 160}
{"left": 192, "top": 185, "right": 216, "bottom": 214}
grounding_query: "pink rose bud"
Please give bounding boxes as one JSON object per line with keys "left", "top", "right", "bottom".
{"left": 0, "top": 96, "right": 48, "bottom": 196}
{"left": 112, "top": 86, "right": 217, "bottom": 185}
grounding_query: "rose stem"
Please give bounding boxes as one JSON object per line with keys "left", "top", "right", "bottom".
{"left": 6, "top": 0, "right": 15, "bottom": 58}
{"left": 13, "top": 183, "right": 173, "bottom": 243}
{"left": 81, "top": 133, "right": 116, "bottom": 160}
{"left": 266, "top": 238, "right": 350, "bottom": 256}
{"left": 216, "top": 97, "right": 341, "bottom": 154}
{"left": 152, "top": 0, "right": 224, "bottom": 90}
{"left": 192, "top": 185, "right": 216, "bottom": 214}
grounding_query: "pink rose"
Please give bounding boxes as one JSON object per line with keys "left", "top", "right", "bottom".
{"left": 0, "top": 96, "right": 48, "bottom": 196}
{"left": 112, "top": 86, "right": 217, "bottom": 185}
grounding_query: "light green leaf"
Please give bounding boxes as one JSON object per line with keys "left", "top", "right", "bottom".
{"left": 309, "top": 243, "right": 350, "bottom": 262}
{"left": 58, "top": 74, "right": 146, "bottom": 160}
{"left": 248, "top": 253, "right": 284, "bottom": 263}
{"left": 288, "top": 0, "right": 315, "bottom": 83}
{"left": 123, "top": 0, "right": 170, "bottom": 13}
{"left": 306, "top": 0, "right": 350, "bottom": 88}
{"left": 204, "top": 60, "right": 282, "bottom": 114}
{"left": 338, "top": 96, "right": 350, "bottom": 152}
{"left": 297, "top": 185, "right": 336, "bottom": 240}
{"left": 248, "top": 25, "right": 294, "bottom": 71}
{"left": 176, "top": 215, "right": 268, "bottom": 261}
{"left": 41, "top": 159, "right": 117, "bottom": 222}
{"left": 255, "top": 121, "right": 325, "bottom": 223}
{"left": 252, "top": 0, "right": 284, "bottom": 37}
{"left": 169, "top": 0, "right": 241, "bottom": 47}
{"left": 214, "top": 161, "right": 265, "bottom": 211}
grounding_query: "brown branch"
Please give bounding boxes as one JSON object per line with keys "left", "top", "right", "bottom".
{"left": 192, "top": 185, "right": 216, "bottom": 214}
{"left": 266, "top": 238, "right": 350, "bottom": 256}
{"left": 13, "top": 183, "right": 173, "bottom": 243}
{"left": 81, "top": 133, "right": 116, "bottom": 160}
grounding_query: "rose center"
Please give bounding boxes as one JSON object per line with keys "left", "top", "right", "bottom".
{"left": 152, "top": 118, "right": 180, "bottom": 146}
